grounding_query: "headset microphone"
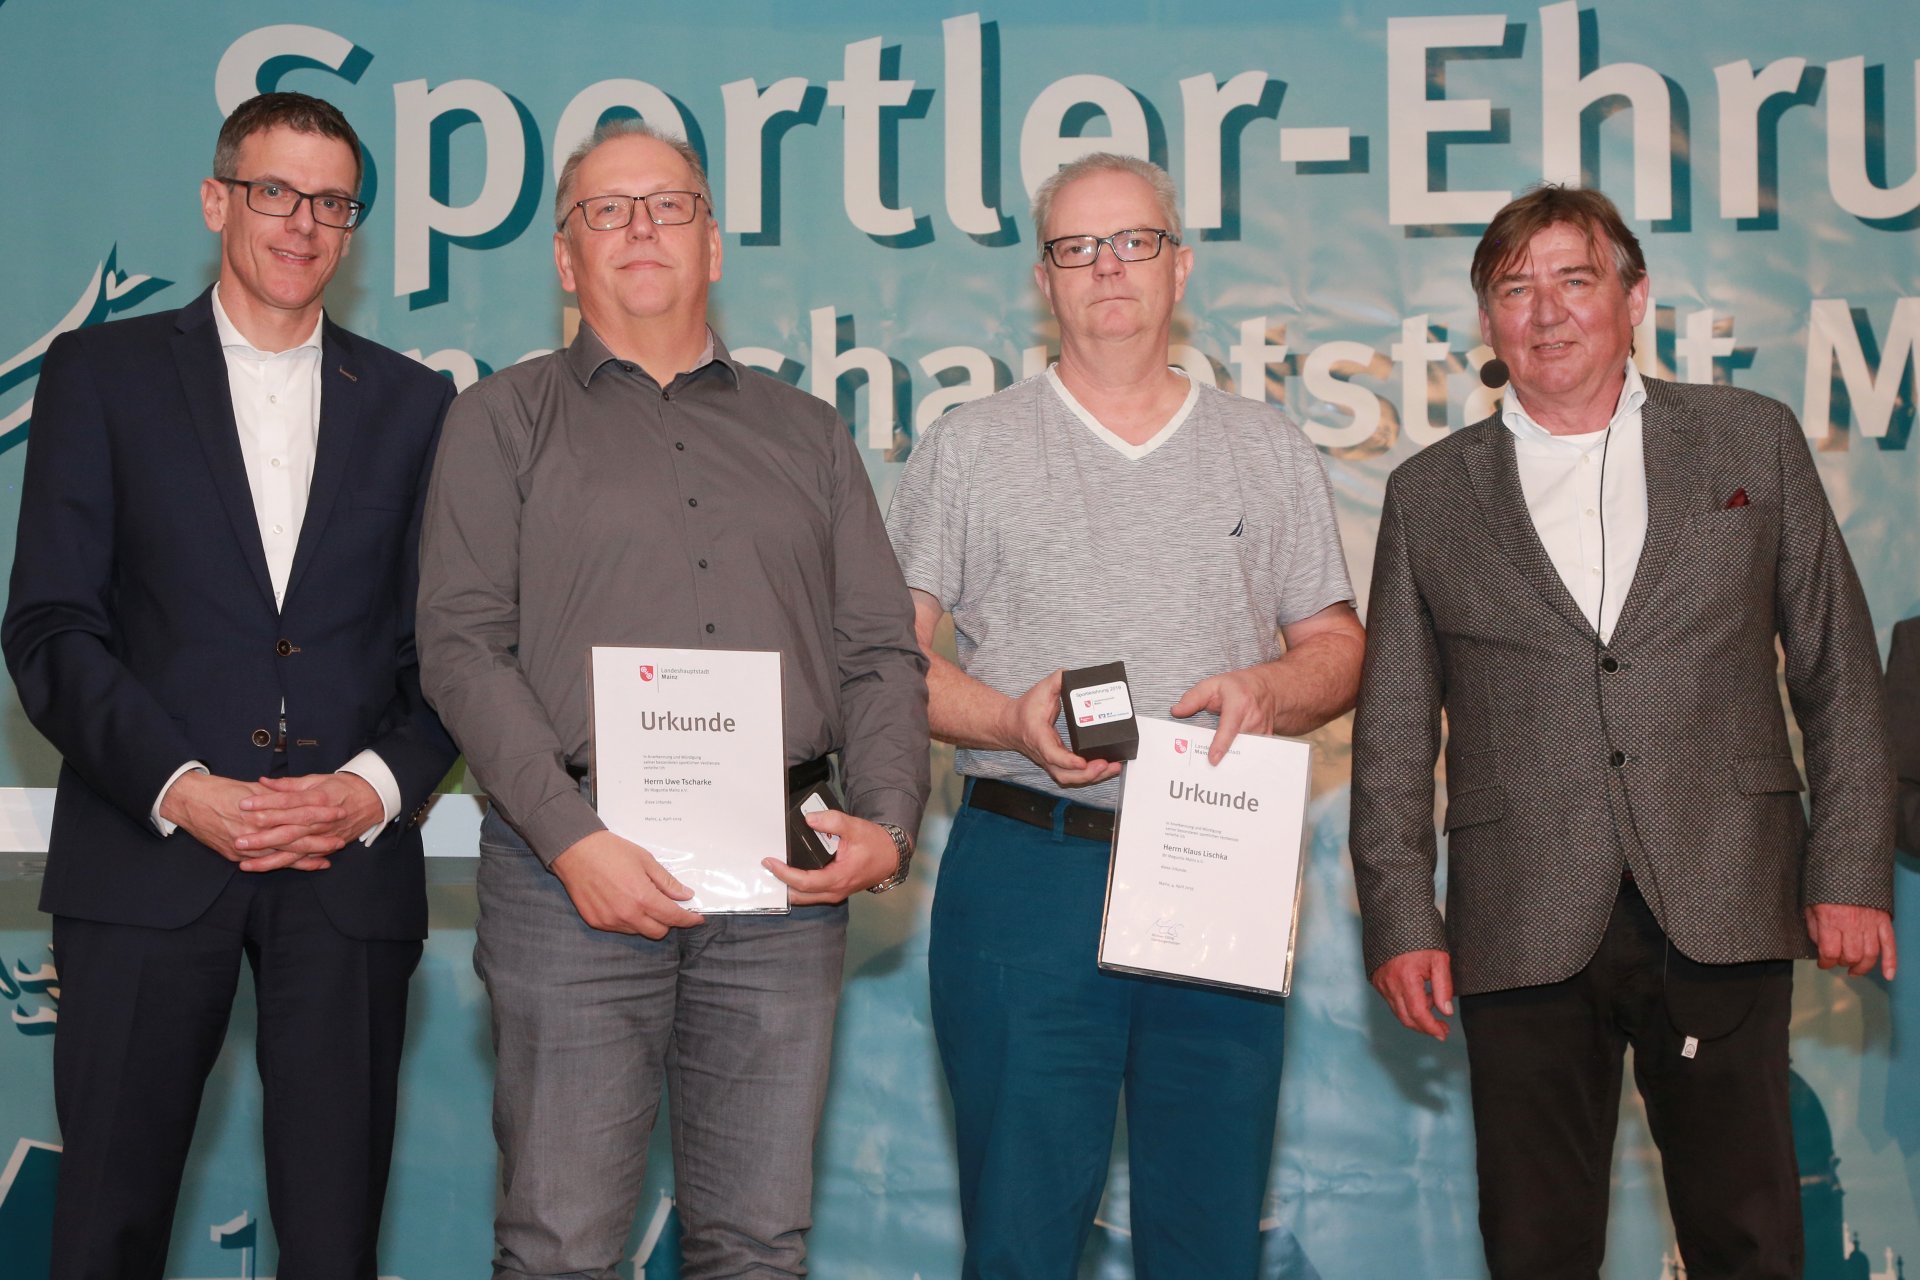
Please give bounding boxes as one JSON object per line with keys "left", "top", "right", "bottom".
{"left": 1479, "top": 358, "right": 1510, "bottom": 389}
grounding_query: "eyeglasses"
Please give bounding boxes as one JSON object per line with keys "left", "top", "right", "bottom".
{"left": 569, "top": 191, "right": 705, "bottom": 231}
{"left": 1041, "top": 228, "right": 1180, "bottom": 268}
{"left": 220, "top": 178, "right": 365, "bottom": 229}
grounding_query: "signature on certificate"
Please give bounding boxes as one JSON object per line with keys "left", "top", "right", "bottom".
{"left": 1150, "top": 916, "right": 1184, "bottom": 945}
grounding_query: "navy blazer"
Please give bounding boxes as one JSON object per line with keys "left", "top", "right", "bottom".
{"left": 2, "top": 287, "right": 457, "bottom": 940}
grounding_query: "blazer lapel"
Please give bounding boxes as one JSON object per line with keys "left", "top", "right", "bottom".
{"left": 1460, "top": 422, "right": 1597, "bottom": 639}
{"left": 284, "top": 320, "right": 362, "bottom": 605}
{"left": 172, "top": 295, "right": 276, "bottom": 609}
{"left": 1611, "top": 381, "right": 1703, "bottom": 640}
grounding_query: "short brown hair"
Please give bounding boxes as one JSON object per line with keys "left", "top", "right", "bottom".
{"left": 1471, "top": 184, "right": 1645, "bottom": 306}
{"left": 213, "top": 92, "right": 363, "bottom": 193}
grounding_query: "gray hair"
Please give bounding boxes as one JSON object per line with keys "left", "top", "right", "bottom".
{"left": 554, "top": 118, "right": 713, "bottom": 230}
{"left": 1030, "top": 152, "right": 1183, "bottom": 249}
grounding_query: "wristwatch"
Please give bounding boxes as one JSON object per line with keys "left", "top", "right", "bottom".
{"left": 867, "top": 822, "right": 914, "bottom": 894}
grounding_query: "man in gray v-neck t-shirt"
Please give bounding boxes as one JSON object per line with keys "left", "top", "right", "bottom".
{"left": 886, "top": 153, "right": 1364, "bottom": 1280}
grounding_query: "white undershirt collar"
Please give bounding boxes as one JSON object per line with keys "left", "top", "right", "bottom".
{"left": 1046, "top": 365, "right": 1198, "bottom": 460}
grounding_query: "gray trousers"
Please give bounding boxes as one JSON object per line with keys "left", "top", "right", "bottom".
{"left": 475, "top": 805, "right": 848, "bottom": 1279}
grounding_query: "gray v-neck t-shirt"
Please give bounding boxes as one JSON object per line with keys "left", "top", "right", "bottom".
{"left": 887, "top": 369, "right": 1354, "bottom": 809}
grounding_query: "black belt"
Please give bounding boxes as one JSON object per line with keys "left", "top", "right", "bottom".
{"left": 964, "top": 777, "right": 1114, "bottom": 842}
{"left": 568, "top": 754, "right": 831, "bottom": 796}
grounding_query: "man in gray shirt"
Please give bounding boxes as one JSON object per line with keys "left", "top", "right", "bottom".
{"left": 887, "top": 154, "right": 1364, "bottom": 1278}
{"left": 417, "top": 119, "right": 927, "bottom": 1279}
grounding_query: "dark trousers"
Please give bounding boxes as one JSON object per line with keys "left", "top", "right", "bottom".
{"left": 1459, "top": 880, "right": 1799, "bottom": 1280}
{"left": 50, "top": 870, "right": 421, "bottom": 1280}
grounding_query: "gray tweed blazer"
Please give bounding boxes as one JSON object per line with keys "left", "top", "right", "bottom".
{"left": 1349, "top": 376, "right": 1894, "bottom": 996}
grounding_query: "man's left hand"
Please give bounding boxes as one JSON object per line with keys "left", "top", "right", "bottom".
{"left": 764, "top": 810, "right": 902, "bottom": 905}
{"left": 1805, "top": 902, "right": 1897, "bottom": 979}
{"left": 237, "top": 773, "right": 387, "bottom": 871}
{"left": 1170, "top": 667, "right": 1277, "bottom": 764}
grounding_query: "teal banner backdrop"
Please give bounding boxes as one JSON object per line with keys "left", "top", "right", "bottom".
{"left": 1, "top": 2, "right": 1916, "bottom": 1276}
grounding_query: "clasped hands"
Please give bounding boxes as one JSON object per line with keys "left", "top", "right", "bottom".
{"left": 159, "top": 770, "right": 385, "bottom": 873}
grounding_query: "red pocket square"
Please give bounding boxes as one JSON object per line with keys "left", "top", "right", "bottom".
{"left": 1725, "top": 488, "right": 1749, "bottom": 508}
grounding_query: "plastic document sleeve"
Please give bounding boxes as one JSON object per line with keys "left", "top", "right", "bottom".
{"left": 1098, "top": 715, "right": 1312, "bottom": 996}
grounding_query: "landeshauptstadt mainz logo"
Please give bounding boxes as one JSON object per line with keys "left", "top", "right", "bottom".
{"left": 1, "top": 247, "right": 170, "bottom": 455}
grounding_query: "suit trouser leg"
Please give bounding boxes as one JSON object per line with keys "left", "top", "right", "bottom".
{"left": 666, "top": 904, "right": 848, "bottom": 1279}
{"left": 49, "top": 890, "right": 249, "bottom": 1280}
{"left": 1124, "top": 976, "right": 1286, "bottom": 1280}
{"left": 248, "top": 874, "right": 421, "bottom": 1280}
{"left": 1461, "top": 882, "right": 1801, "bottom": 1280}
{"left": 1459, "top": 911, "right": 1631, "bottom": 1280}
{"left": 475, "top": 808, "right": 675, "bottom": 1280}
{"left": 928, "top": 801, "right": 1129, "bottom": 1280}
{"left": 1620, "top": 893, "right": 1799, "bottom": 1280}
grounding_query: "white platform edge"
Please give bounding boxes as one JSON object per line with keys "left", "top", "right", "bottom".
{"left": 0, "top": 787, "right": 485, "bottom": 857}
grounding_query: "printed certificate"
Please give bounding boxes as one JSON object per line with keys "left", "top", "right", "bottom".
{"left": 589, "top": 647, "right": 787, "bottom": 914}
{"left": 1099, "top": 715, "right": 1313, "bottom": 995}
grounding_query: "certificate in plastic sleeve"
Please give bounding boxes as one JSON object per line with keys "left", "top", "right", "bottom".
{"left": 589, "top": 647, "right": 788, "bottom": 914}
{"left": 1098, "top": 715, "right": 1312, "bottom": 995}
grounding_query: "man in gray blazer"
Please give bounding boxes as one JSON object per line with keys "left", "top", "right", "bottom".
{"left": 1889, "top": 618, "right": 1920, "bottom": 854}
{"left": 1350, "top": 184, "right": 1895, "bottom": 1280}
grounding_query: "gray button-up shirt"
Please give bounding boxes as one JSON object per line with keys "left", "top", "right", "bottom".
{"left": 417, "top": 323, "right": 929, "bottom": 864}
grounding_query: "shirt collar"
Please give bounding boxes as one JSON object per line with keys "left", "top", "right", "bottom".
{"left": 209, "top": 284, "right": 323, "bottom": 357}
{"left": 565, "top": 321, "right": 742, "bottom": 391}
{"left": 1501, "top": 362, "right": 1647, "bottom": 445}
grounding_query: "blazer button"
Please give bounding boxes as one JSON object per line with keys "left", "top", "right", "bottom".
{"left": 1599, "top": 655, "right": 1619, "bottom": 673}
{"left": 251, "top": 729, "right": 273, "bottom": 748}
{"left": 1609, "top": 750, "right": 1627, "bottom": 767}
{"left": 276, "top": 639, "right": 294, "bottom": 656}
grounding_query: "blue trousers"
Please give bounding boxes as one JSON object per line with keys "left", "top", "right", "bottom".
{"left": 929, "top": 786, "right": 1288, "bottom": 1280}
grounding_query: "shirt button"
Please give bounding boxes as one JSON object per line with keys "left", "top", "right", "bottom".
{"left": 705, "top": 623, "right": 716, "bottom": 634}
{"left": 687, "top": 498, "right": 698, "bottom": 508}
{"left": 1584, "top": 507, "right": 1596, "bottom": 517}
{"left": 698, "top": 559, "right": 708, "bottom": 569}
{"left": 1589, "top": 566, "right": 1601, "bottom": 575}
{"left": 269, "top": 394, "right": 278, "bottom": 404}
{"left": 273, "top": 524, "right": 285, "bottom": 535}
{"left": 675, "top": 442, "right": 686, "bottom": 451}
{"left": 271, "top": 457, "right": 282, "bottom": 468}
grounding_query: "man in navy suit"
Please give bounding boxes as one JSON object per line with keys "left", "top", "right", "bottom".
{"left": 2, "top": 92, "right": 455, "bottom": 1279}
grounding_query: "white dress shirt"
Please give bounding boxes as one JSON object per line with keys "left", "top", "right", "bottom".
{"left": 151, "top": 287, "right": 400, "bottom": 841}
{"left": 1500, "top": 363, "right": 1649, "bottom": 645}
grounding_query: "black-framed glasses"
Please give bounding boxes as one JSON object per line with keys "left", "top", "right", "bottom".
{"left": 1041, "top": 227, "right": 1179, "bottom": 268}
{"left": 569, "top": 191, "right": 705, "bottom": 231}
{"left": 220, "top": 178, "right": 365, "bottom": 229}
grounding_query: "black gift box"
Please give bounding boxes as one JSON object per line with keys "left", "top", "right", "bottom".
{"left": 1059, "top": 661, "right": 1139, "bottom": 762}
